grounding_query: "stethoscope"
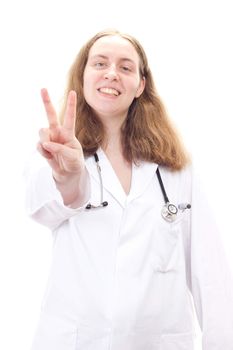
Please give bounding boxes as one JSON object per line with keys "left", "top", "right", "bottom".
{"left": 86, "top": 153, "right": 191, "bottom": 222}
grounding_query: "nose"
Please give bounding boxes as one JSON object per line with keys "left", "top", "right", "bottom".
{"left": 104, "top": 64, "right": 119, "bottom": 81}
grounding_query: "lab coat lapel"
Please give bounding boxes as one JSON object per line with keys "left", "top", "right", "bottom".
{"left": 128, "top": 161, "right": 158, "bottom": 202}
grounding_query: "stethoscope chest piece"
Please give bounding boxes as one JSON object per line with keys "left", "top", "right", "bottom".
{"left": 161, "top": 202, "right": 178, "bottom": 223}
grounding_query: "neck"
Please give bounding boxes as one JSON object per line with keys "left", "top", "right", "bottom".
{"left": 103, "top": 128, "right": 122, "bottom": 153}
{"left": 101, "top": 114, "right": 126, "bottom": 153}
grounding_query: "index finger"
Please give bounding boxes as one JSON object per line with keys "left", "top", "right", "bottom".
{"left": 40, "top": 88, "right": 59, "bottom": 129}
{"left": 63, "top": 90, "right": 77, "bottom": 133}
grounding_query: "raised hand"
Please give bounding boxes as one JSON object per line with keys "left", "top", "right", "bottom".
{"left": 37, "top": 89, "right": 89, "bottom": 206}
{"left": 38, "top": 88, "right": 85, "bottom": 179}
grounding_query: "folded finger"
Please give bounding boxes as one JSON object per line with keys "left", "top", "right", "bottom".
{"left": 42, "top": 141, "right": 79, "bottom": 161}
{"left": 39, "top": 128, "right": 50, "bottom": 143}
{"left": 37, "top": 142, "right": 53, "bottom": 159}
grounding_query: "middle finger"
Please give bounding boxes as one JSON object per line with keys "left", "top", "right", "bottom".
{"left": 62, "top": 90, "right": 77, "bottom": 134}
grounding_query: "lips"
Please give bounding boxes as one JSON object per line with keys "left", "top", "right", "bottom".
{"left": 98, "top": 87, "right": 121, "bottom": 96}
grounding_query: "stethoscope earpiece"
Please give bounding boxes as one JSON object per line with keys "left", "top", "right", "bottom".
{"left": 85, "top": 201, "right": 108, "bottom": 210}
{"left": 178, "top": 203, "right": 191, "bottom": 211}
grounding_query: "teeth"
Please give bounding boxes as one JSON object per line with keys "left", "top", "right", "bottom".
{"left": 99, "top": 87, "right": 119, "bottom": 96}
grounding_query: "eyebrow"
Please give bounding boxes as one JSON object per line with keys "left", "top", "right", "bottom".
{"left": 89, "top": 54, "right": 136, "bottom": 64}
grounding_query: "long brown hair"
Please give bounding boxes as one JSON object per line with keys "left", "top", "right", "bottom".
{"left": 60, "top": 30, "right": 190, "bottom": 170}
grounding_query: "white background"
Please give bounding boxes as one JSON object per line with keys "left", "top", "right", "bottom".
{"left": 0, "top": 0, "right": 232, "bottom": 349}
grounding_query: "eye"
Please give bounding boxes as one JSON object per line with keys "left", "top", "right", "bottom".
{"left": 94, "top": 62, "right": 106, "bottom": 68}
{"left": 121, "top": 66, "right": 131, "bottom": 72}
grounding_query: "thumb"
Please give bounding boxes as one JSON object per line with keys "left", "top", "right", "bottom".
{"left": 42, "top": 142, "right": 62, "bottom": 154}
{"left": 42, "top": 141, "right": 82, "bottom": 161}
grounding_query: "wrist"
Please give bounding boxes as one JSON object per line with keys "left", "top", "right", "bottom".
{"left": 52, "top": 167, "right": 85, "bottom": 185}
{"left": 52, "top": 167, "right": 89, "bottom": 206}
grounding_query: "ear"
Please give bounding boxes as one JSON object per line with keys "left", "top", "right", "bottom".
{"left": 135, "top": 77, "right": 146, "bottom": 98}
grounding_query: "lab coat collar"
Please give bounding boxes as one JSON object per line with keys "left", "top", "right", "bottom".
{"left": 85, "top": 149, "right": 158, "bottom": 208}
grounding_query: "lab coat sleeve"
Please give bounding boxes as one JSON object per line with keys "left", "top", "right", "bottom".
{"left": 24, "top": 151, "right": 90, "bottom": 231}
{"left": 188, "top": 168, "right": 233, "bottom": 349}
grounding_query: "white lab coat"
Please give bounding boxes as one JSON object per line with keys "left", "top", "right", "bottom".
{"left": 25, "top": 149, "right": 233, "bottom": 350}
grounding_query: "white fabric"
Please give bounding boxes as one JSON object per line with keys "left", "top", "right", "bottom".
{"left": 25, "top": 149, "right": 233, "bottom": 350}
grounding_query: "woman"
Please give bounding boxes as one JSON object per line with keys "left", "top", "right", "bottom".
{"left": 26, "top": 30, "right": 233, "bottom": 350}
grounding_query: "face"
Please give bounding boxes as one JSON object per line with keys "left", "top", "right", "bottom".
{"left": 83, "top": 35, "right": 145, "bottom": 122}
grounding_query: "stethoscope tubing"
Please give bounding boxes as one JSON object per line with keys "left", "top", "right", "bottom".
{"left": 86, "top": 153, "right": 191, "bottom": 221}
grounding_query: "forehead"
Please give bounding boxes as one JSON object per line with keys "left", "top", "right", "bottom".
{"left": 88, "top": 35, "right": 140, "bottom": 64}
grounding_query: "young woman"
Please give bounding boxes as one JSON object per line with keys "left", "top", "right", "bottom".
{"left": 26, "top": 30, "right": 233, "bottom": 350}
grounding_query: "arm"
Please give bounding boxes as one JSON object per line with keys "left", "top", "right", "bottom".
{"left": 25, "top": 89, "right": 90, "bottom": 230}
{"left": 24, "top": 155, "right": 90, "bottom": 231}
{"left": 188, "top": 169, "right": 233, "bottom": 348}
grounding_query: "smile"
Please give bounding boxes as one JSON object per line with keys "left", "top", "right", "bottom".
{"left": 98, "top": 87, "right": 121, "bottom": 96}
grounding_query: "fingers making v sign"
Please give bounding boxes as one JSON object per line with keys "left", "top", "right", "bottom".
{"left": 38, "top": 88, "right": 85, "bottom": 179}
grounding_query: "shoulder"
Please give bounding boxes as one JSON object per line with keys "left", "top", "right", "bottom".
{"left": 159, "top": 162, "right": 193, "bottom": 184}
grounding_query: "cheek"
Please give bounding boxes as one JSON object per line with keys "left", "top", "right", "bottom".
{"left": 83, "top": 72, "right": 99, "bottom": 95}
{"left": 83, "top": 74, "right": 93, "bottom": 100}
{"left": 83, "top": 70, "right": 89, "bottom": 86}
{"left": 127, "top": 79, "right": 141, "bottom": 97}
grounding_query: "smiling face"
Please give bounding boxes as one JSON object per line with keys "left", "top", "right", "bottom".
{"left": 83, "top": 35, "right": 145, "bottom": 123}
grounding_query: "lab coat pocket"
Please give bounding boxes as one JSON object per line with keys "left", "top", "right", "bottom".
{"left": 151, "top": 214, "right": 183, "bottom": 274}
